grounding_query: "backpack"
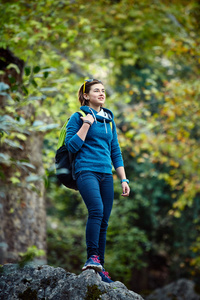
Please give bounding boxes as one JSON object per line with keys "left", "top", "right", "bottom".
{"left": 55, "top": 111, "right": 86, "bottom": 190}
{"left": 55, "top": 110, "right": 113, "bottom": 190}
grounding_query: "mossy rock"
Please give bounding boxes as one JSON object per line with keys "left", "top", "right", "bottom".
{"left": 85, "top": 284, "right": 105, "bottom": 300}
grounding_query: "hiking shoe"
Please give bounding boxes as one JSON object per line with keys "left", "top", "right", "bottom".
{"left": 98, "top": 268, "right": 114, "bottom": 283}
{"left": 82, "top": 255, "right": 103, "bottom": 272}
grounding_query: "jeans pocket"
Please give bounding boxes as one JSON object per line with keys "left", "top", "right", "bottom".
{"left": 79, "top": 170, "right": 94, "bottom": 182}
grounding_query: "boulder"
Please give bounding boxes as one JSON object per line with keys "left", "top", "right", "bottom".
{"left": 0, "top": 264, "right": 144, "bottom": 300}
{"left": 146, "top": 278, "right": 200, "bottom": 300}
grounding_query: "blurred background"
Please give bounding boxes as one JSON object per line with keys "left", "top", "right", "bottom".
{"left": 0, "top": 0, "right": 200, "bottom": 296}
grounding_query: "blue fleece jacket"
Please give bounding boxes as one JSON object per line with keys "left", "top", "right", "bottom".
{"left": 65, "top": 106, "right": 124, "bottom": 175}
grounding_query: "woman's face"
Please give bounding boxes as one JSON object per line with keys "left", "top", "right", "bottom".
{"left": 86, "top": 83, "right": 106, "bottom": 110}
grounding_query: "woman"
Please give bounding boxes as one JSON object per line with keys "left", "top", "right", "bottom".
{"left": 65, "top": 79, "right": 130, "bottom": 283}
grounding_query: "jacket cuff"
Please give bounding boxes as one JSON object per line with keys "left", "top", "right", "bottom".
{"left": 113, "top": 160, "right": 124, "bottom": 169}
{"left": 68, "top": 134, "right": 84, "bottom": 152}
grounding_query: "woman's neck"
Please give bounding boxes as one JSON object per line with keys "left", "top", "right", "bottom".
{"left": 88, "top": 104, "right": 101, "bottom": 112}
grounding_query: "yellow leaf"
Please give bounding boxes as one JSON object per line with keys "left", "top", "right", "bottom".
{"left": 130, "top": 152, "right": 136, "bottom": 157}
{"left": 174, "top": 210, "right": 181, "bottom": 218}
{"left": 61, "top": 43, "right": 68, "bottom": 49}
{"left": 9, "top": 208, "right": 14, "bottom": 214}
{"left": 16, "top": 133, "right": 27, "bottom": 141}
{"left": 10, "top": 177, "right": 20, "bottom": 184}
{"left": 137, "top": 157, "right": 145, "bottom": 163}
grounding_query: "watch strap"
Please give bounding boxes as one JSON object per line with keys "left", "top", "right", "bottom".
{"left": 121, "top": 179, "right": 129, "bottom": 184}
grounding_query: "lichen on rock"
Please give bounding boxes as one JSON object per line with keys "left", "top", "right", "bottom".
{"left": 0, "top": 264, "right": 144, "bottom": 300}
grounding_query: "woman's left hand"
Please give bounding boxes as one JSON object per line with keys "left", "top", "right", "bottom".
{"left": 121, "top": 182, "right": 130, "bottom": 197}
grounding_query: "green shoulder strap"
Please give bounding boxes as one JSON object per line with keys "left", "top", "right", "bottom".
{"left": 57, "top": 111, "right": 112, "bottom": 149}
{"left": 57, "top": 111, "right": 86, "bottom": 149}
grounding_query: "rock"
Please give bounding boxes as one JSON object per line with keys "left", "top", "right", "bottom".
{"left": 146, "top": 278, "right": 200, "bottom": 300}
{"left": 0, "top": 263, "right": 144, "bottom": 300}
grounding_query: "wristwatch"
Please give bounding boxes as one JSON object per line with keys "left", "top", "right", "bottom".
{"left": 121, "top": 179, "right": 129, "bottom": 184}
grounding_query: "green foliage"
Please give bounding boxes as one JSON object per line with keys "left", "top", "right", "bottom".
{"left": 18, "top": 246, "right": 45, "bottom": 268}
{"left": 1, "top": 0, "right": 200, "bottom": 291}
{"left": 46, "top": 182, "right": 87, "bottom": 272}
{"left": 0, "top": 63, "right": 59, "bottom": 185}
{"left": 47, "top": 217, "right": 87, "bottom": 272}
{"left": 190, "top": 224, "right": 200, "bottom": 278}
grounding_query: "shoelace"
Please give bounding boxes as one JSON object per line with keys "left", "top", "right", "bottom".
{"left": 92, "top": 255, "right": 101, "bottom": 263}
{"left": 102, "top": 270, "right": 111, "bottom": 279}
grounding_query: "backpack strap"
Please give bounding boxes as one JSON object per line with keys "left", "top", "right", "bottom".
{"left": 78, "top": 110, "right": 86, "bottom": 117}
{"left": 79, "top": 111, "right": 112, "bottom": 130}
{"left": 57, "top": 111, "right": 86, "bottom": 149}
{"left": 57, "top": 111, "right": 112, "bottom": 150}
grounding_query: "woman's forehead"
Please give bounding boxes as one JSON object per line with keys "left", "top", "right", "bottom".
{"left": 90, "top": 83, "right": 105, "bottom": 90}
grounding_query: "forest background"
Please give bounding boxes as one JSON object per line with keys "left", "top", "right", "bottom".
{"left": 0, "top": 0, "right": 200, "bottom": 295}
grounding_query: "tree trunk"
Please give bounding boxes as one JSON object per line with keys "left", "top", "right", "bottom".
{"left": 0, "top": 48, "right": 47, "bottom": 264}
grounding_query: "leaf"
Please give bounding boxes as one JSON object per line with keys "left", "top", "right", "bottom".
{"left": 28, "top": 95, "right": 46, "bottom": 101}
{"left": 9, "top": 208, "right": 14, "bottom": 214}
{"left": 20, "top": 162, "right": 36, "bottom": 170}
{"left": 6, "top": 63, "right": 20, "bottom": 74}
{"left": 0, "top": 82, "right": 9, "bottom": 92}
{"left": 1, "top": 115, "right": 16, "bottom": 125}
{"left": 33, "top": 66, "right": 40, "bottom": 73}
{"left": 31, "top": 122, "right": 59, "bottom": 131}
{"left": 0, "top": 92, "right": 10, "bottom": 97}
{"left": 0, "top": 153, "right": 11, "bottom": 164}
{"left": 10, "top": 176, "right": 21, "bottom": 184}
{"left": 32, "top": 120, "right": 44, "bottom": 126}
{"left": 31, "top": 79, "right": 38, "bottom": 88}
{"left": 21, "top": 85, "right": 29, "bottom": 95}
{"left": 4, "top": 138, "right": 23, "bottom": 150}
{"left": 40, "top": 68, "right": 57, "bottom": 72}
{"left": 25, "top": 66, "right": 31, "bottom": 76}
{"left": 25, "top": 175, "right": 41, "bottom": 182}
{"left": 15, "top": 133, "right": 27, "bottom": 141}
{"left": 44, "top": 72, "right": 49, "bottom": 79}
{"left": 40, "top": 87, "right": 58, "bottom": 92}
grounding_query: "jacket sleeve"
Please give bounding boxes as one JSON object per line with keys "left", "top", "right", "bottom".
{"left": 111, "top": 120, "right": 124, "bottom": 169}
{"left": 65, "top": 112, "right": 84, "bottom": 153}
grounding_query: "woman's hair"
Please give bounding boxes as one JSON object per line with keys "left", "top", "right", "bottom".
{"left": 78, "top": 79, "right": 103, "bottom": 106}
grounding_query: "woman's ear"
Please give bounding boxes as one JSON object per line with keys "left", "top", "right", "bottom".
{"left": 83, "top": 93, "right": 89, "bottom": 100}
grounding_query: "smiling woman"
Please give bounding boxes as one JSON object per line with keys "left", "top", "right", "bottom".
{"left": 64, "top": 78, "right": 130, "bottom": 283}
{"left": 84, "top": 83, "right": 106, "bottom": 111}
{"left": 79, "top": 79, "right": 105, "bottom": 109}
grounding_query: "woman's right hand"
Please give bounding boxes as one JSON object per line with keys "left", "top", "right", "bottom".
{"left": 77, "top": 114, "right": 94, "bottom": 141}
{"left": 80, "top": 114, "right": 94, "bottom": 125}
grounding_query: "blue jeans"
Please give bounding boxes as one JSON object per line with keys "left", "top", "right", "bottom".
{"left": 76, "top": 171, "right": 114, "bottom": 266}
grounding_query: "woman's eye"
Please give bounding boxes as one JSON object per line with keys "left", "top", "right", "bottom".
{"left": 94, "top": 90, "right": 105, "bottom": 93}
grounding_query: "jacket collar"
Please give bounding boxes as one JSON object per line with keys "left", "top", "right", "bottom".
{"left": 80, "top": 106, "right": 113, "bottom": 123}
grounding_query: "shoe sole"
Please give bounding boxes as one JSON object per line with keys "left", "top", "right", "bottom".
{"left": 82, "top": 264, "right": 103, "bottom": 272}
